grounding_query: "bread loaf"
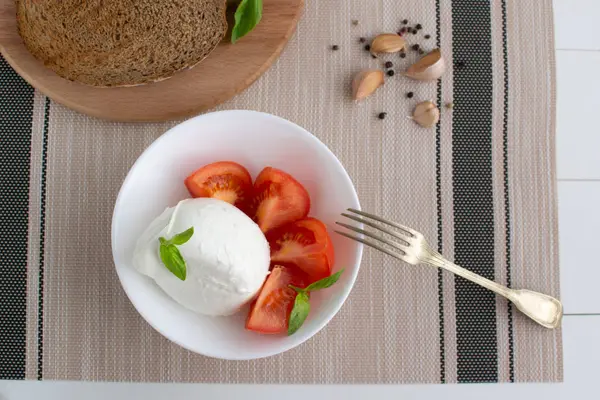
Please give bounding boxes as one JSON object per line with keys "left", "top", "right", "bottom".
{"left": 16, "top": 0, "right": 228, "bottom": 87}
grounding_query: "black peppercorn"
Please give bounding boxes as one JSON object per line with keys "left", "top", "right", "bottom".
{"left": 400, "top": 27, "right": 407, "bottom": 34}
{"left": 378, "top": 112, "right": 387, "bottom": 119}
{"left": 385, "top": 61, "right": 393, "bottom": 68}
{"left": 402, "top": 19, "right": 408, "bottom": 24}
{"left": 411, "top": 29, "right": 418, "bottom": 34}
{"left": 399, "top": 52, "right": 406, "bottom": 58}
{"left": 359, "top": 37, "right": 366, "bottom": 43}
{"left": 407, "top": 92, "right": 414, "bottom": 98}
{"left": 365, "top": 44, "right": 371, "bottom": 51}
{"left": 425, "top": 34, "right": 431, "bottom": 39}
{"left": 387, "top": 70, "right": 395, "bottom": 77}
{"left": 416, "top": 24, "right": 423, "bottom": 30}
{"left": 371, "top": 54, "right": 377, "bottom": 59}
{"left": 331, "top": 45, "right": 339, "bottom": 51}
{"left": 412, "top": 44, "right": 420, "bottom": 51}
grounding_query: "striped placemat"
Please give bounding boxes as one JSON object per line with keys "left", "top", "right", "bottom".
{"left": 0, "top": 0, "right": 561, "bottom": 383}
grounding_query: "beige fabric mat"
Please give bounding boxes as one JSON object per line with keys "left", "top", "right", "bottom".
{"left": 6, "top": 0, "right": 562, "bottom": 383}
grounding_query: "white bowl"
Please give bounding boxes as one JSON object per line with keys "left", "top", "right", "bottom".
{"left": 111, "top": 110, "right": 362, "bottom": 360}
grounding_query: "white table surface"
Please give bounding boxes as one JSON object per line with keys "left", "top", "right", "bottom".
{"left": 1, "top": 1, "right": 597, "bottom": 398}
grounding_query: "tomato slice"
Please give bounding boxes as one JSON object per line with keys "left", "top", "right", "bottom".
{"left": 246, "top": 266, "right": 308, "bottom": 334}
{"left": 266, "top": 217, "right": 335, "bottom": 283}
{"left": 184, "top": 161, "right": 253, "bottom": 213}
{"left": 251, "top": 167, "right": 310, "bottom": 233}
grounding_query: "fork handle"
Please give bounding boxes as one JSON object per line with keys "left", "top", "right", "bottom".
{"left": 426, "top": 252, "right": 512, "bottom": 298}
{"left": 424, "top": 249, "right": 562, "bottom": 329}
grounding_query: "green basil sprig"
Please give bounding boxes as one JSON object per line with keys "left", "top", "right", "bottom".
{"left": 158, "top": 227, "right": 194, "bottom": 281}
{"left": 231, "top": 0, "right": 263, "bottom": 43}
{"left": 288, "top": 269, "right": 345, "bottom": 336}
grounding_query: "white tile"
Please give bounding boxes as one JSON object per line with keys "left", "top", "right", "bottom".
{"left": 0, "top": 315, "right": 598, "bottom": 399}
{"left": 554, "top": 0, "right": 600, "bottom": 50}
{"left": 556, "top": 50, "right": 600, "bottom": 180}
{"left": 563, "top": 315, "right": 600, "bottom": 384}
{"left": 558, "top": 181, "right": 600, "bottom": 313}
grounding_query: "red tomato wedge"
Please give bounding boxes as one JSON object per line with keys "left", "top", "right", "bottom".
{"left": 246, "top": 266, "right": 308, "bottom": 334}
{"left": 251, "top": 167, "right": 310, "bottom": 233}
{"left": 184, "top": 161, "right": 253, "bottom": 212}
{"left": 266, "top": 218, "right": 335, "bottom": 283}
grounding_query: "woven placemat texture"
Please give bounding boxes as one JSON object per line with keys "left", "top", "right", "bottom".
{"left": 0, "top": 0, "right": 561, "bottom": 383}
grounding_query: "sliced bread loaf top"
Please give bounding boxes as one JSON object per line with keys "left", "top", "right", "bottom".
{"left": 16, "top": 0, "right": 227, "bottom": 87}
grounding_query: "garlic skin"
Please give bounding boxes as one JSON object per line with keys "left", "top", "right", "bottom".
{"left": 352, "top": 69, "right": 385, "bottom": 101}
{"left": 370, "top": 34, "right": 407, "bottom": 54}
{"left": 404, "top": 49, "right": 446, "bottom": 81}
{"left": 412, "top": 101, "right": 440, "bottom": 127}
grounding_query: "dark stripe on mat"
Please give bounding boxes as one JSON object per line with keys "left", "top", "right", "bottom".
{"left": 434, "top": 0, "right": 445, "bottom": 384}
{"left": 450, "top": 0, "right": 498, "bottom": 382}
{"left": 37, "top": 97, "right": 50, "bottom": 380}
{"left": 501, "top": 0, "right": 515, "bottom": 382}
{"left": 0, "top": 55, "right": 35, "bottom": 380}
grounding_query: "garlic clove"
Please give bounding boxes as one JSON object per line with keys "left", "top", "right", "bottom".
{"left": 370, "top": 34, "right": 407, "bottom": 54}
{"left": 404, "top": 49, "right": 446, "bottom": 81}
{"left": 352, "top": 69, "right": 385, "bottom": 101}
{"left": 412, "top": 101, "right": 440, "bottom": 127}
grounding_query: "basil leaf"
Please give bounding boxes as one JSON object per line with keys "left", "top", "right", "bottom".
{"left": 231, "top": 0, "right": 263, "bottom": 44}
{"left": 289, "top": 285, "right": 305, "bottom": 294}
{"left": 159, "top": 244, "right": 187, "bottom": 281}
{"left": 288, "top": 292, "right": 310, "bottom": 336}
{"left": 169, "top": 227, "right": 194, "bottom": 245}
{"left": 304, "top": 269, "right": 344, "bottom": 292}
{"left": 158, "top": 227, "right": 193, "bottom": 280}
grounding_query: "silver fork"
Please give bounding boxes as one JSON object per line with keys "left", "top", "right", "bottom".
{"left": 336, "top": 208, "right": 563, "bottom": 329}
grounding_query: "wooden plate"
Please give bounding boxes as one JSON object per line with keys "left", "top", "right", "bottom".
{"left": 0, "top": 0, "right": 303, "bottom": 122}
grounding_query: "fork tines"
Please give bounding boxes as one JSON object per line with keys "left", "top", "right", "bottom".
{"left": 335, "top": 208, "right": 416, "bottom": 261}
